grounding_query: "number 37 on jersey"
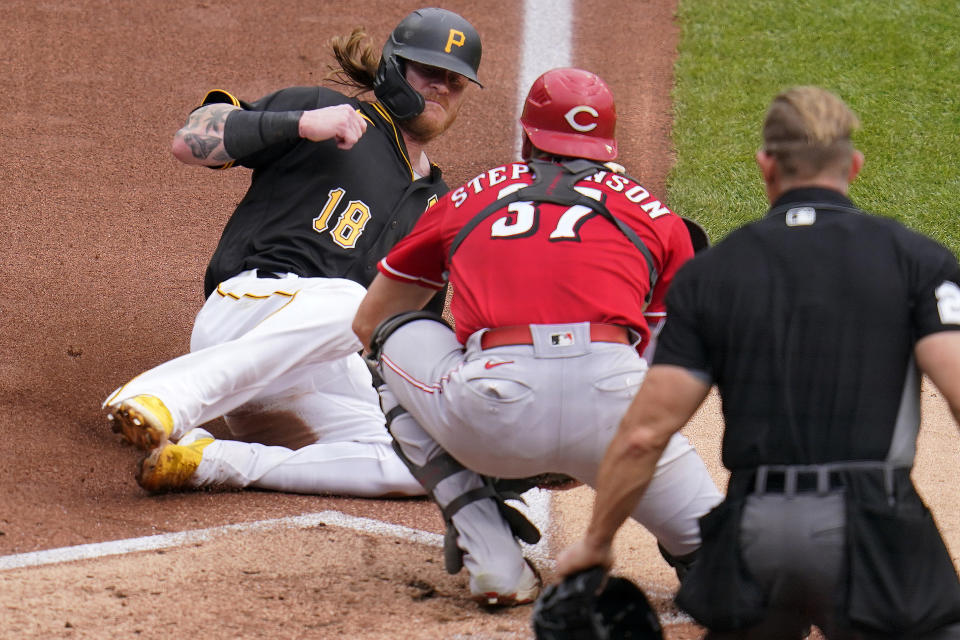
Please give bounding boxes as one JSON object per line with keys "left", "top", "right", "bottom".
{"left": 451, "top": 163, "right": 673, "bottom": 242}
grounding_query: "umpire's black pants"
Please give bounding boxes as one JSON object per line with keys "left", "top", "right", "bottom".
{"left": 706, "top": 491, "right": 960, "bottom": 640}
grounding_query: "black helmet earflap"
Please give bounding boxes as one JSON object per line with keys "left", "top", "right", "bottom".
{"left": 373, "top": 51, "right": 425, "bottom": 121}
{"left": 373, "top": 8, "right": 482, "bottom": 121}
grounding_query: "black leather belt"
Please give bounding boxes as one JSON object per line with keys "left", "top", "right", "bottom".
{"left": 764, "top": 470, "right": 845, "bottom": 493}
{"left": 256, "top": 270, "right": 283, "bottom": 279}
{"left": 731, "top": 468, "right": 846, "bottom": 495}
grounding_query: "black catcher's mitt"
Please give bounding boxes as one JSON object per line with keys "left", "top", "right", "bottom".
{"left": 681, "top": 217, "right": 710, "bottom": 254}
{"left": 532, "top": 566, "right": 663, "bottom": 640}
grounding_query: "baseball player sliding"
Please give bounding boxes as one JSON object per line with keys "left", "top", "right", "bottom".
{"left": 353, "top": 68, "right": 723, "bottom": 607}
{"left": 102, "top": 9, "right": 482, "bottom": 497}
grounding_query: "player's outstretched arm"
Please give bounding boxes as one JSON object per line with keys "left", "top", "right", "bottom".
{"left": 171, "top": 103, "right": 238, "bottom": 167}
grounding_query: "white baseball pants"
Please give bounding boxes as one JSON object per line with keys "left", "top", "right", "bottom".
{"left": 105, "top": 270, "right": 422, "bottom": 497}
{"left": 378, "top": 319, "right": 722, "bottom": 590}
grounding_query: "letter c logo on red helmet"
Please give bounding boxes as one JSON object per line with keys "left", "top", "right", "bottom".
{"left": 564, "top": 106, "right": 599, "bottom": 132}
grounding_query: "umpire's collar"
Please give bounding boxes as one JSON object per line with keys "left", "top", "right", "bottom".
{"left": 768, "top": 187, "right": 854, "bottom": 216}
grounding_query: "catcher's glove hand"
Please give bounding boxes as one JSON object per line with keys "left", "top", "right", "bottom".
{"left": 532, "top": 566, "right": 663, "bottom": 640}
{"left": 681, "top": 217, "right": 710, "bottom": 254}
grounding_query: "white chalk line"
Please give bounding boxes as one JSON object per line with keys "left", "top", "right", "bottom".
{"left": 514, "top": 0, "right": 573, "bottom": 159}
{"left": 0, "top": 510, "right": 438, "bottom": 572}
{"left": 510, "top": 0, "right": 570, "bottom": 578}
{"left": 515, "top": 2, "right": 689, "bottom": 626}
{"left": 0, "top": 506, "right": 690, "bottom": 626}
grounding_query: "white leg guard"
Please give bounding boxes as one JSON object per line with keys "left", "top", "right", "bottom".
{"left": 436, "top": 473, "right": 529, "bottom": 596}
{"left": 381, "top": 383, "right": 534, "bottom": 593}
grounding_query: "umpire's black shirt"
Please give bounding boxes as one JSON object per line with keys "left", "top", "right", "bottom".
{"left": 655, "top": 187, "right": 960, "bottom": 469}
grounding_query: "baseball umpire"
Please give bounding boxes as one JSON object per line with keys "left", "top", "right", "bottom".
{"left": 103, "top": 8, "right": 481, "bottom": 496}
{"left": 557, "top": 86, "right": 960, "bottom": 638}
{"left": 352, "top": 68, "right": 722, "bottom": 606}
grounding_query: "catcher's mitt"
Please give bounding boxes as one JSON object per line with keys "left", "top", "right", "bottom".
{"left": 532, "top": 566, "right": 663, "bottom": 640}
{"left": 681, "top": 217, "right": 710, "bottom": 254}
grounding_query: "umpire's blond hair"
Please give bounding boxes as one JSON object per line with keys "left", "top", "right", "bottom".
{"left": 762, "top": 86, "right": 860, "bottom": 179}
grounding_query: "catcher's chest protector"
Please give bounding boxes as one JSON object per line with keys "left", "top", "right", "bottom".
{"left": 447, "top": 159, "right": 659, "bottom": 307}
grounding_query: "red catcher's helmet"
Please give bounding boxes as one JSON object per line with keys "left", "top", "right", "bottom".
{"left": 520, "top": 68, "right": 617, "bottom": 162}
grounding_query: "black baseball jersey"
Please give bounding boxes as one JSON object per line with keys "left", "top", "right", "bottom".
{"left": 655, "top": 187, "right": 960, "bottom": 468}
{"left": 198, "top": 86, "right": 448, "bottom": 298}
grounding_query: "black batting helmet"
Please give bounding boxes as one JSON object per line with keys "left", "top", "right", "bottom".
{"left": 532, "top": 567, "right": 663, "bottom": 640}
{"left": 374, "top": 8, "right": 482, "bottom": 120}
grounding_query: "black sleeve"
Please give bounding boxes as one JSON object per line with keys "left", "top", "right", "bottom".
{"left": 215, "top": 86, "right": 357, "bottom": 168}
{"left": 652, "top": 260, "right": 713, "bottom": 379}
{"left": 907, "top": 230, "right": 960, "bottom": 340}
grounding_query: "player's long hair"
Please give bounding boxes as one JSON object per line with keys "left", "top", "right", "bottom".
{"left": 327, "top": 27, "right": 379, "bottom": 94}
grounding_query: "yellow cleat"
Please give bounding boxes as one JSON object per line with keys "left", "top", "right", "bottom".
{"left": 136, "top": 434, "right": 213, "bottom": 494}
{"left": 106, "top": 394, "right": 174, "bottom": 451}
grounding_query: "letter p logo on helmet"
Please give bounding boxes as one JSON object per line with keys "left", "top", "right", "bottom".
{"left": 445, "top": 29, "right": 466, "bottom": 52}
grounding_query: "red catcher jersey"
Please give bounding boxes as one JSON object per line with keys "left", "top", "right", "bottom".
{"left": 378, "top": 161, "right": 694, "bottom": 350}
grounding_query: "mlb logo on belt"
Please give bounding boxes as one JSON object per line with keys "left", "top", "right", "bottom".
{"left": 550, "top": 332, "right": 575, "bottom": 346}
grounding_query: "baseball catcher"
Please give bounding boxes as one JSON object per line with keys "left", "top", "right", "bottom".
{"left": 353, "top": 68, "right": 721, "bottom": 606}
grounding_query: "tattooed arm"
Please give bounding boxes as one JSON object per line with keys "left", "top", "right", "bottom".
{"left": 171, "top": 102, "right": 367, "bottom": 167}
{"left": 170, "top": 103, "right": 238, "bottom": 167}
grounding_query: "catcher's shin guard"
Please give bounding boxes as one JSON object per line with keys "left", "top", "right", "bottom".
{"left": 382, "top": 394, "right": 540, "bottom": 574}
{"left": 434, "top": 471, "right": 541, "bottom": 573}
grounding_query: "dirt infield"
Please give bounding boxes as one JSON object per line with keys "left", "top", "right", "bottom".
{"left": 2, "top": 1, "right": 957, "bottom": 639}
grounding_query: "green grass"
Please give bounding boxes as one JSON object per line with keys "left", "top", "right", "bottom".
{"left": 671, "top": 0, "right": 960, "bottom": 253}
